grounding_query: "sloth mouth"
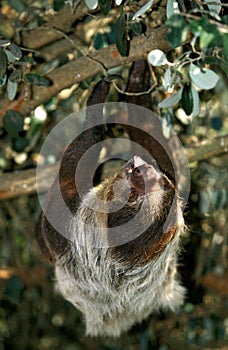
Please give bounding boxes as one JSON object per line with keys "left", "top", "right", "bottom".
{"left": 124, "top": 156, "right": 164, "bottom": 195}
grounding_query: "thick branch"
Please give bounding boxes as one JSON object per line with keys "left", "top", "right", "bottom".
{"left": 21, "top": 4, "right": 93, "bottom": 49}
{"left": 185, "top": 135, "right": 228, "bottom": 163}
{"left": 0, "top": 135, "right": 227, "bottom": 200}
{"left": 0, "top": 26, "right": 179, "bottom": 123}
{"left": 20, "top": 1, "right": 154, "bottom": 50}
{"left": 0, "top": 164, "right": 57, "bottom": 200}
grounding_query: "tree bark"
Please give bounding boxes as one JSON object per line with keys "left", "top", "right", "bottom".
{"left": 0, "top": 26, "right": 184, "bottom": 123}
{"left": 0, "top": 135, "right": 227, "bottom": 200}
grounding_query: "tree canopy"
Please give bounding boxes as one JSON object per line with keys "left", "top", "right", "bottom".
{"left": 0, "top": 1, "right": 227, "bottom": 349}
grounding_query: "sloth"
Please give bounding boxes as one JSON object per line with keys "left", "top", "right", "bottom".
{"left": 37, "top": 127, "right": 186, "bottom": 337}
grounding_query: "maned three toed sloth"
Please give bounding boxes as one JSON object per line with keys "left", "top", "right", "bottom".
{"left": 37, "top": 67, "right": 187, "bottom": 337}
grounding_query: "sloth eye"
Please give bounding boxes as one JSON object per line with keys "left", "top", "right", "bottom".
{"left": 128, "top": 188, "right": 138, "bottom": 202}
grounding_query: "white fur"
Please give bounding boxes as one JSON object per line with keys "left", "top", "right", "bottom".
{"left": 54, "top": 193, "right": 185, "bottom": 337}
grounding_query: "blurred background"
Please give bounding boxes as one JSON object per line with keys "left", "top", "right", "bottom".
{"left": 0, "top": 0, "right": 227, "bottom": 349}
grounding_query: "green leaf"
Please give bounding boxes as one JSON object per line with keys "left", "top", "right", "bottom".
{"left": 166, "top": 14, "right": 188, "bottom": 48}
{"left": 204, "top": 56, "right": 228, "bottom": 75}
{"left": 132, "top": 0, "right": 154, "bottom": 20}
{"left": 222, "top": 34, "right": 228, "bottom": 62}
{"left": 85, "top": 0, "right": 98, "bottom": 10}
{"left": 191, "top": 84, "right": 200, "bottom": 117}
{"left": 0, "top": 39, "right": 11, "bottom": 47}
{"left": 148, "top": 49, "right": 167, "bottom": 66}
{"left": 5, "top": 49, "right": 17, "bottom": 63}
{"left": 163, "top": 67, "right": 172, "bottom": 91}
{"left": 25, "top": 73, "right": 49, "bottom": 86}
{"left": 0, "top": 74, "right": 7, "bottom": 87}
{"left": 204, "top": 0, "right": 221, "bottom": 19}
{"left": 17, "top": 55, "right": 36, "bottom": 65}
{"left": 0, "top": 47, "right": 7, "bottom": 78}
{"left": 162, "top": 113, "right": 172, "bottom": 139}
{"left": 4, "top": 276, "right": 24, "bottom": 304}
{"left": 13, "top": 137, "right": 29, "bottom": 152}
{"left": 221, "top": 15, "right": 228, "bottom": 25}
{"left": 53, "top": 0, "right": 65, "bottom": 11}
{"left": 98, "top": 0, "right": 112, "bottom": 15}
{"left": 189, "top": 17, "right": 221, "bottom": 49}
{"left": 181, "top": 84, "right": 193, "bottom": 115}
{"left": 7, "top": 79, "right": 18, "bottom": 101}
{"left": 115, "top": 14, "right": 128, "bottom": 57}
{"left": 189, "top": 63, "right": 219, "bottom": 90}
{"left": 9, "top": 70, "right": 21, "bottom": 83}
{"left": 8, "top": 43, "right": 22, "bottom": 60}
{"left": 158, "top": 88, "right": 182, "bottom": 108}
{"left": 7, "top": 0, "right": 26, "bottom": 13}
{"left": 128, "top": 13, "right": 142, "bottom": 36}
{"left": 94, "top": 33, "right": 108, "bottom": 50}
{"left": 3, "top": 110, "right": 24, "bottom": 138}
{"left": 166, "top": 0, "right": 180, "bottom": 19}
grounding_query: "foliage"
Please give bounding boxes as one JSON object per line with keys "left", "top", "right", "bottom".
{"left": 0, "top": 1, "right": 227, "bottom": 349}
{"left": 0, "top": 40, "right": 48, "bottom": 102}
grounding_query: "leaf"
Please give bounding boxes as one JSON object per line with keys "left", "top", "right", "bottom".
{"left": 166, "top": 0, "right": 180, "bottom": 19}
{"left": 94, "top": 33, "right": 108, "bottom": 50}
{"left": 17, "top": 55, "right": 36, "bottom": 65}
{"left": 158, "top": 88, "right": 182, "bottom": 108}
{"left": 9, "top": 70, "right": 21, "bottom": 83}
{"left": 163, "top": 67, "right": 173, "bottom": 91}
{"left": 53, "top": 0, "right": 65, "bottom": 11}
{"left": 204, "top": 56, "right": 228, "bottom": 75}
{"left": 8, "top": 43, "right": 22, "bottom": 60}
{"left": 85, "top": 0, "right": 98, "bottom": 10}
{"left": 4, "top": 276, "right": 24, "bottom": 304}
{"left": 204, "top": 0, "right": 221, "bottom": 19}
{"left": 115, "top": 14, "right": 128, "bottom": 57}
{"left": 191, "top": 84, "right": 200, "bottom": 117}
{"left": 128, "top": 13, "right": 142, "bottom": 36}
{"left": 0, "top": 39, "right": 11, "bottom": 47}
{"left": 13, "top": 137, "right": 29, "bottom": 153}
{"left": 189, "top": 17, "right": 221, "bottom": 49}
{"left": 3, "top": 110, "right": 24, "bottom": 138}
{"left": 162, "top": 113, "right": 172, "bottom": 139}
{"left": 7, "top": 0, "right": 26, "bottom": 13}
{"left": 189, "top": 63, "right": 219, "bottom": 90}
{"left": 5, "top": 49, "right": 17, "bottom": 63}
{"left": 0, "top": 47, "right": 7, "bottom": 78}
{"left": 98, "top": 0, "right": 112, "bottom": 15}
{"left": 222, "top": 34, "right": 228, "bottom": 62}
{"left": 0, "top": 74, "right": 7, "bottom": 87}
{"left": 132, "top": 0, "right": 154, "bottom": 20}
{"left": 147, "top": 49, "right": 167, "bottom": 66}
{"left": 166, "top": 14, "right": 188, "bottom": 48}
{"left": 181, "top": 84, "right": 193, "bottom": 115}
{"left": 25, "top": 73, "right": 49, "bottom": 86}
{"left": 221, "top": 15, "right": 228, "bottom": 25}
{"left": 7, "top": 79, "right": 18, "bottom": 101}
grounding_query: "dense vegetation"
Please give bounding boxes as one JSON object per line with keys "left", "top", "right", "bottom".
{"left": 0, "top": 1, "right": 227, "bottom": 349}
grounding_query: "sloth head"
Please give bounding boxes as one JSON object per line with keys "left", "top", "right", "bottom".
{"left": 75, "top": 155, "right": 178, "bottom": 266}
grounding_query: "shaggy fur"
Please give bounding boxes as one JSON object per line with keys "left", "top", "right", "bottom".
{"left": 50, "top": 157, "right": 186, "bottom": 337}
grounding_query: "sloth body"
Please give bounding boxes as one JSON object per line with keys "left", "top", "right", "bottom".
{"left": 41, "top": 155, "right": 186, "bottom": 337}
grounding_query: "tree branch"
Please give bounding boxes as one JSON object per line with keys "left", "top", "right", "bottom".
{"left": 0, "top": 26, "right": 186, "bottom": 123}
{"left": 20, "top": 3, "right": 95, "bottom": 49}
{"left": 0, "top": 135, "right": 227, "bottom": 201}
{"left": 185, "top": 135, "right": 228, "bottom": 163}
